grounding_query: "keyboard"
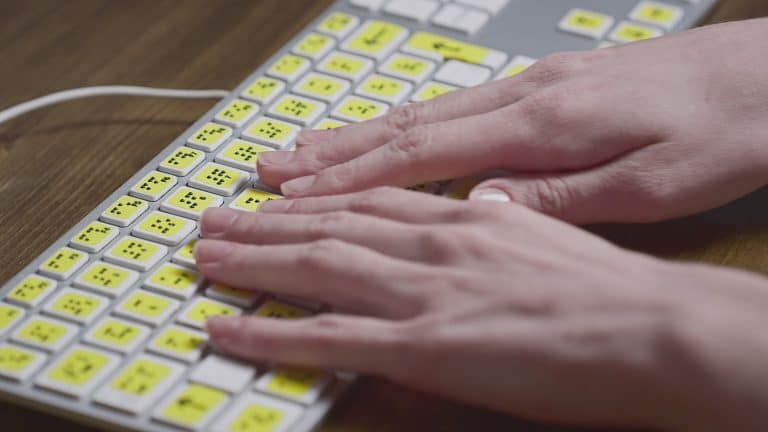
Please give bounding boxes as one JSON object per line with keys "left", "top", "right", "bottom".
{"left": 0, "top": 1, "right": 719, "bottom": 431}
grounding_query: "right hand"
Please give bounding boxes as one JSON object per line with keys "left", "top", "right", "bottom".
{"left": 258, "top": 18, "right": 768, "bottom": 225}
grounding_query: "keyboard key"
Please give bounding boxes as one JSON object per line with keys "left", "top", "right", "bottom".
{"left": 104, "top": 236, "right": 168, "bottom": 272}
{"left": 114, "top": 290, "right": 180, "bottom": 327}
{"left": 173, "top": 239, "right": 198, "bottom": 269}
{"left": 254, "top": 300, "right": 311, "bottom": 319}
{"left": 434, "top": 60, "right": 491, "bottom": 87}
{"left": 609, "top": 20, "right": 664, "bottom": 43}
{"left": 355, "top": 74, "right": 413, "bottom": 105}
{"left": 349, "top": 0, "right": 386, "bottom": 11}
{"left": 379, "top": 53, "right": 436, "bottom": 84}
{"left": 93, "top": 354, "right": 185, "bottom": 414}
{"left": 6, "top": 274, "right": 57, "bottom": 308}
{"left": 293, "top": 72, "right": 351, "bottom": 104}
{"left": 206, "top": 283, "right": 260, "bottom": 308}
{"left": 241, "top": 117, "right": 300, "bottom": 150}
{"left": 42, "top": 287, "right": 110, "bottom": 325}
{"left": 153, "top": 382, "right": 229, "bottom": 430}
{"left": 212, "top": 393, "right": 303, "bottom": 432}
{"left": 558, "top": 8, "right": 615, "bottom": 40}
{"left": 267, "top": 54, "right": 311, "bottom": 83}
{"left": 189, "top": 162, "right": 250, "bottom": 197}
{"left": 432, "top": 4, "right": 490, "bottom": 35}
{"left": 100, "top": 195, "right": 149, "bottom": 227}
{"left": 130, "top": 170, "right": 178, "bottom": 202}
{"left": 74, "top": 261, "right": 138, "bottom": 298}
{"left": 189, "top": 354, "right": 255, "bottom": 393}
{"left": 144, "top": 263, "right": 201, "bottom": 300}
{"left": 216, "top": 139, "right": 271, "bottom": 172}
{"left": 317, "top": 51, "right": 374, "bottom": 83}
{"left": 403, "top": 32, "right": 507, "bottom": 70}
{"left": 214, "top": 99, "right": 260, "bottom": 128}
{"left": 254, "top": 367, "right": 332, "bottom": 405}
{"left": 35, "top": 345, "right": 120, "bottom": 399}
{"left": 177, "top": 297, "right": 242, "bottom": 330}
{"left": 411, "top": 80, "right": 458, "bottom": 102}
{"left": 229, "top": 188, "right": 283, "bottom": 212}
{"left": 331, "top": 95, "right": 388, "bottom": 123}
{"left": 241, "top": 77, "right": 286, "bottom": 106}
{"left": 456, "top": 0, "right": 508, "bottom": 14}
{"left": 12, "top": 316, "right": 78, "bottom": 352}
{"left": 317, "top": 12, "right": 360, "bottom": 40}
{"left": 0, "top": 303, "right": 25, "bottom": 336}
{"left": 187, "top": 122, "right": 234, "bottom": 153}
{"left": 629, "top": 1, "right": 684, "bottom": 30}
{"left": 0, "top": 343, "right": 47, "bottom": 382}
{"left": 496, "top": 55, "right": 536, "bottom": 79}
{"left": 292, "top": 32, "right": 336, "bottom": 61}
{"left": 82, "top": 316, "right": 151, "bottom": 354}
{"left": 268, "top": 94, "right": 328, "bottom": 127}
{"left": 70, "top": 221, "right": 119, "bottom": 253}
{"left": 133, "top": 211, "right": 196, "bottom": 246}
{"left": 159, "top": 147, "right": 206, "bottom": 177}
{"left": 341, "top": 20, "right": 408, "bottom": 62}
{"left": 38, "top": 247, "right": 88, "bottom": 281}
{"left": 148, "top": 325, "right": 207, "bottom": 363}
{"left": 313, "top": 118, "right": 348, "bottom": 130}
{"left": 162, "top": 187, "right": 224, "bottom": 220}
{"left": 383, "top": 0, "right": 440, "bottom": 23}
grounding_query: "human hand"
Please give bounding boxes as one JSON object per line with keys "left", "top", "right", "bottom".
{"left": 257, "top": 19, "right": 768, "bottom": 224}
{"left": 196, "top": 188, "right": 768, "bottom": 431}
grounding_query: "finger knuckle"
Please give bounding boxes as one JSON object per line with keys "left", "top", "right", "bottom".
{"left": 349, "top": 187, "right": 399, "bottom": 214}
{"left": 444, "top": 202, "right": 498, "bottom": 223}
{"left": 298, "top": 238, "right": 348, "bottom": 271}
{"left": 529, "top": 51, "right": 587, "bottom": 85}
{"left": 415, "top": 228, "right": 458, "bottom": 261}
{"left": 386, "top": 104, "right": 425, "bottom": 134}
{"left": 389, "top": 126, "right": 431, "bottom": 159}
{"left": 528, "top": 177, "right": 573, "bottom": 217}
{"left": 305, "top": 212, "right": 352, "bottom": 238}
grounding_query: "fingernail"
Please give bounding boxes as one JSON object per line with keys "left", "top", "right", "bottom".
{"left": 469, "top": 188, "right": 511, "bottom": 202}
{"left": 281, "top": 175, "right": 317, "bottom": 196}
{"left": 201, "top": 208, "right": 239, "bottom": 236}
{"left": 258, "top": 151, "right": 294, "bottom": 166}
{"left": 258, "top": 199, "right": 290, "bottom": 213}
{"left": 206, "top": 316, "right": 242, "bottom": 348}
{"left": 299, "top": 128, "right": 336, "bottom": 145}
{"left": 195, "top": 240, "right": 235, "bottom": 265}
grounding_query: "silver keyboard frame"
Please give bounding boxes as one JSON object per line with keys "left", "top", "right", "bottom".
{"left": 0, "top": 0, "right": 720, "bottom": 431}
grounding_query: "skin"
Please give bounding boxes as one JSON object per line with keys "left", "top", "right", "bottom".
{"left": 195, "top": 18, "right": 768, "bottom": 431}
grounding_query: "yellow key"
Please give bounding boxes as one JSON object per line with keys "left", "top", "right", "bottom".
{"left": 85, "top": 317, "right": 150, "bottom": 353}
{"left": 178, "top": 297, "right": 241, "bottom": 329}
{"left": 317, "top": 12, "right": 359, "bottom": 39}
{"left": 230, "top": 189, "right": 283, "bottom": 212}
{"left": 12, "top": 316, "right": 78, "bottom": 352}
{"left": 6, "top": 274, "right": 57, "bottom": 308}
{"left": 172, "top": 239, "right": 197, "bottom": 268}
{"left": 96, "top": 354, "right": 186, "bottom": 414}
{"left": 115, "top": 290, "right": 179, "bottom": 327}
{"left": 609, "top": 20, "right": 663, "bottom": 43}
{"left": 356, "top": 74, "right": 412, "bottom": 104}
{"left": 630, "top": 1, "right": 683, "bottom": 30}
{"left": 216, "top": 139, "right": 271, "bottom": 171}
{"left": 256, "top": 367, "right": 332, "bottom": 405}
{"left": 268, "top": 95, "right": 327, "bottom": 126}
{"left": 161, "top": 186, "right": 224, "bottom": 220}
{"left": 241, "top": 76, "right": 285, "bottom": 105}
{"left": 155, "top": 383, "right": 228, "bottom": 429}
{"left": 497, "top": 56, "right": 537, "bottom": 80}
{"left": 159, "top": 147, "right": 205, "bottom": 176}
{"left": 313, "top": 118, "right": 347, "bottom": 131}
{"left": 380, "top": 53, "right": 436, "bottom": 83}
{"left": 0, "top": 303, "right": 24, "bottom": 335}
{"left": 44, "top": 288, "right": 108, "bottom": 325}
{"left": 254, "top": 301, "right": 310, "bottom": 319}
{"left": 0, "top": 344, "right": 45, "bottom": 381}
{"left": 558, "top": 9, "right": 615, "bottom": 39}
{"left": 39, "top": 247, "right": 88, "bottom": 280}
{"left": 70, "top": 221, "right": 118, "bottom": 253}
{"left": 293, "top": 32, "right": 335, "bottom": 60}
{"left": 342, "top": 20, "right": 407, "bottom": 61}
{"left": 104, "top": 236, "right": 168, "bottom": 272}
{"left": 411, "top": 81, "right": 458, "bottom": 103}
{"left": 189, "top": 162, "right": 250, "bottom": 196}
{"left": 130, "top": 170, "right": 177, "bottom": 202}
{"left": 110, "top": 358, "right": 172, "bottom": 397}
{"left": 145, "top": 263, "right": 200, "bottom": 300}
{"left": 317, "top": 51, "right": 373, "bottom": 82}
{"left": 133, "top": 211, "right": 196, "bottom": 246}
{"left": 267, "top": 54, "right": 311, "bottom": 83}
{"left": 403, "top": 32, "right": 507, "bottom": 69}
{"left": 294, "top": 72, "right": 350, "bottom": 104}
{"left": 214, "top": 99, "right": 259, "bottom": 128}
{"left": 241, "top": 118, "right": 300, "bottom": 150}
{"left": 38, "top": 346, "right": 119, "bottom": 397}
{"left": 228, "top": 405, "right": 287, "bottom": 432}
{"left": 331, "top": 96, "right": 388, "bottom": 123}
{"left": 187, "top": 122, "right": 233, "bottom": 152}
{"left": 149, "top": 325, "right": 207, "bottom": 362}
{"left": 101, "top": 195, "right": 149, "bottom": 227}
{"left": 74, "top": 261, "right": 138, "bottom": 298}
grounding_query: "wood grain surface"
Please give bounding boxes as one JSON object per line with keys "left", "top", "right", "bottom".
{"left": 0, "top": 1, "right": 766, "bottom": 431}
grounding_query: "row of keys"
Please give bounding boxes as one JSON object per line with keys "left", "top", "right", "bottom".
{"left": 558, "top": 1, "right": 685, "bottom": 43}
{"left": 350, "top": 0, "right": 508, "bottom": 34}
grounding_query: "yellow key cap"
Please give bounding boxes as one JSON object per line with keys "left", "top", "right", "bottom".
{"left": 74, "top": 261, "right": 139, "bottom": 298}
{"left": 317, "top": 51, "right": 374, "bottom": 83}
{"left": 161, "top": 186, "right": 224, "bottom": 221}
{"left": 558, "top": 8, "right": 616, "bottom": 39}
{"left": 317, "top": 12, "right": 360, "bottom": 39}
{"left": 148, "top": 325, "right": 207, "bottom": 363}
{"left": 267, "top": 54, "right": 311, "bottom": 83}
{"left": 254, "top": 301, "right": 311, "bottom": 319}
{"left": 70, "top": 221, "right": 118, "bottom": 253}
{"left": 100, "top": 195, "right": 149, "bottom": 227}
{"left": 268, "top": 94, "right": 327, "bottom": 127}
{"left": 6, "top": 274, "right": 57, "bottom": 308}
{"left": 114, "top": 290, "right": 180, "bottom": 327}
{"left": 159, "top": 147, "right": 205, "bottom": 176}
{"left": 630, "top": 1, "right": 683, "bottom": 30}
{"left": 104, "top": 236, "right": 168, "bottom": 272}
{"left": 214, "top": 99, "right": 260, "bottom": 128}
{"left": 84, "top": 317, "right": 151, "bottom": 353}
{"left": 356, "top": 74, "right": 412, "bottom": 105}
{"left": 12, "top": 316, "right": 78, "bottom": 352}
{"left": 39, "top": 247, "right": 88, "bottom": 280}
{"left": 189, "top": 162, "right": 250, "bottom": 196}
{"left": 111, "top": 358, "right": 172, "bottom": 396}
{"left": 94, "top": 354, "right": 184, "bottom": 414}
{"left": 177, "top": 297, "right": 241, "bottom": 329}
{"left": 36, "top": 345, "right": 120, "bottom": 398}
{"left": 206, "top": 283, "right": 260, "bottom": 308}
{"left": 313, "top": 118, "right": 347, "bottom": 131}
{"left": 342, "top": 20, "right": 408, "bottom": 61}
{"left": 331, "top": 95, "right": 388, "bottom": 123}
{"left": 187, "top": 122, "right": 233, "bottom": 152}
{"left": 43, "top": 287, "right": 109, "bottom": 325}
{"left": 0, "top": 343, "right": 46, "bottom": 381}
{"left": 380, "top": 53, "right": 436, "bottom": 83}
{"left": 130, "top": 170, "right": 178, "bottom": 202}
{"left": 133, "top": 211, "right": 196, "bottom": 246}
{"left": 609, "top": 20, "right": 664, "bottom": 43}
{"left": 230, "top": 189, "right": 283, "bottom": 212}
{"left": 144, "top": 263, "right": 200, "bottom": 300}
{"left": 172, "top": 239, "right": 198, "bottom": 268}
{"left": 255, "top": 367, "right": 332, "bottom": 405}
{"left": 292, "top": 32, "right": 335, "bottom": 60}
{"left": 154, "top": 383, "right": 228, "bottom": 429}
{"left": 241, "top": 117, "right": 300, "bottom": 150}
{"left": 241, "top": 76, "right": 286, "bottom": 105}
{"left": 411, "top": 81, "right": 458, "bottom": 103}
{"left": 403, "top": 32, "right": 507, "bottom": 69}
{"left": 217, "top": 394, "right": 303, "bottom": 432}
{"left": 497, "top": 55, "right": 537, "bottom": 80}
{"left": 216, "top": 139, "right": 272, "bottom": 171}
{"left": 0, "top": 303, "right": 25, "bottom": 336}
{"left": 294, "top": 72, "right": 351, "bottom": 104}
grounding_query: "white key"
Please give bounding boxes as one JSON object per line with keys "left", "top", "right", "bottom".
{"left": 558, "top": 8, "right": 615, "bottom": 40}
{"left": 434, "top": 60, "right": 491, "bottom": 87}
{"left": 629, "top": 1, "right": 684, "bottom": 30}
{"left": 42, "top": 287, "right": 110, "bottom": 326}
{"left": 189, "top": 354, "right": 256, "bottom": 393}
{"left": 211, "top": 393, "right": 304, "bottom": 432}
{"left": 93, "top": 353, "right": 185, "bottom": 415}
{"left": 0, "top": 343, "right": 47, "bottom": 382}
{"left": 432, "top": 4, "right": 489, "bottom": 35}
{"left": 254, "top": 367, "right": 333, "bottom": 405}
{"left": 384, "top": 0, "right": 440, "bottom": 23}
{"left": 82, "top": 316, "right": 152, "bottom": 354}
{"left": 148, "top": 325, "right": 208, "bottom": 363}
{"left": 113, "top": 290, "right": 181, "bottom": 327}
{"left": 455, "top": 0, "right": 509, "bottom": 14}
{"left": 11, "top": 316, "right": 79, "bottom": 353}
{"left": 379, "top": 53, "right": 436, "bottom": 84}
{"left": 349, "top": 0, "right": 387, "bottom": 11}
{"left": 35, "top": 345, "right": 121, "bottom": 399}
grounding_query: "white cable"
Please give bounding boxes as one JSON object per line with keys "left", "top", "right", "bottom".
{"left": 0, "top": 85, "right": 230, "bottom": 126}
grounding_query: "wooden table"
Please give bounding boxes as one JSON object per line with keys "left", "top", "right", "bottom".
{"left": 0, "top": 1, "right": 766, "bottom": 430}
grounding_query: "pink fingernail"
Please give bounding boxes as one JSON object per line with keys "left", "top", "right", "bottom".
{"left": 299, "top": 128, "right": 336, "bottom": 145}
{"left": 469, "top": 188, "right": 511, "bottom": 202}
{"left": 281, "top": 175, "right": 317, "bottom": 196}
{"left": 206, "top": 316, "right": 242, "bottom": 348}
{"left": 201, "top": 208, "right": 239, "bottom": 236}
{"left": 194, "top": 240, "right": 235, "bottom": 265}
{"left": 258, "top": 199, "right": 291, "bottom": 212}
{"left": 259, "top": 151, "right": 294, "bottom": 166}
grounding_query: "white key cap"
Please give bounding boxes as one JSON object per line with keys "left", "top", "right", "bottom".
{"left": 455, "top": 0, "right": 509, "bottom": 14}
{"left": 93, "top": 353, "right": 185, "bottom": 415}
{"left": 432, "top": 4, "right": 489, "bottom": 35}
{"left": 35, "top": 345, "right": 121, "bottom": 399}
{"left": 189, "top": 354, "right": 256, "bottom": 393}
{"left": 434, "top": 60, "right": 491, "bottom": 87}
{"left": 42, "top": 287, "right": 110, "bottom": 326}
{"left": 384, "top": 0, "right": 440, "bottom": 23}
{"left": 211, "top": 393, "right": 304, "bottom": 432}
{"left": 254, "top": 367, "right": 333, "bottom": 405}
{"left": 11, "top": 316, "right": 79, "bottom": 353}
{"left": 349, "top": 0, "right": 387, "bottom": 11}
{"left": 82, "top": 316, "right": 152, "bottom": 354}
{"left": 0, "top": 343, "right": 47, "bottom": 382}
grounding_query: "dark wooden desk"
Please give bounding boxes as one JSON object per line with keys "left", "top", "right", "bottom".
{"left": 1, "top": 1, "right": 766, "bottom": 430}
